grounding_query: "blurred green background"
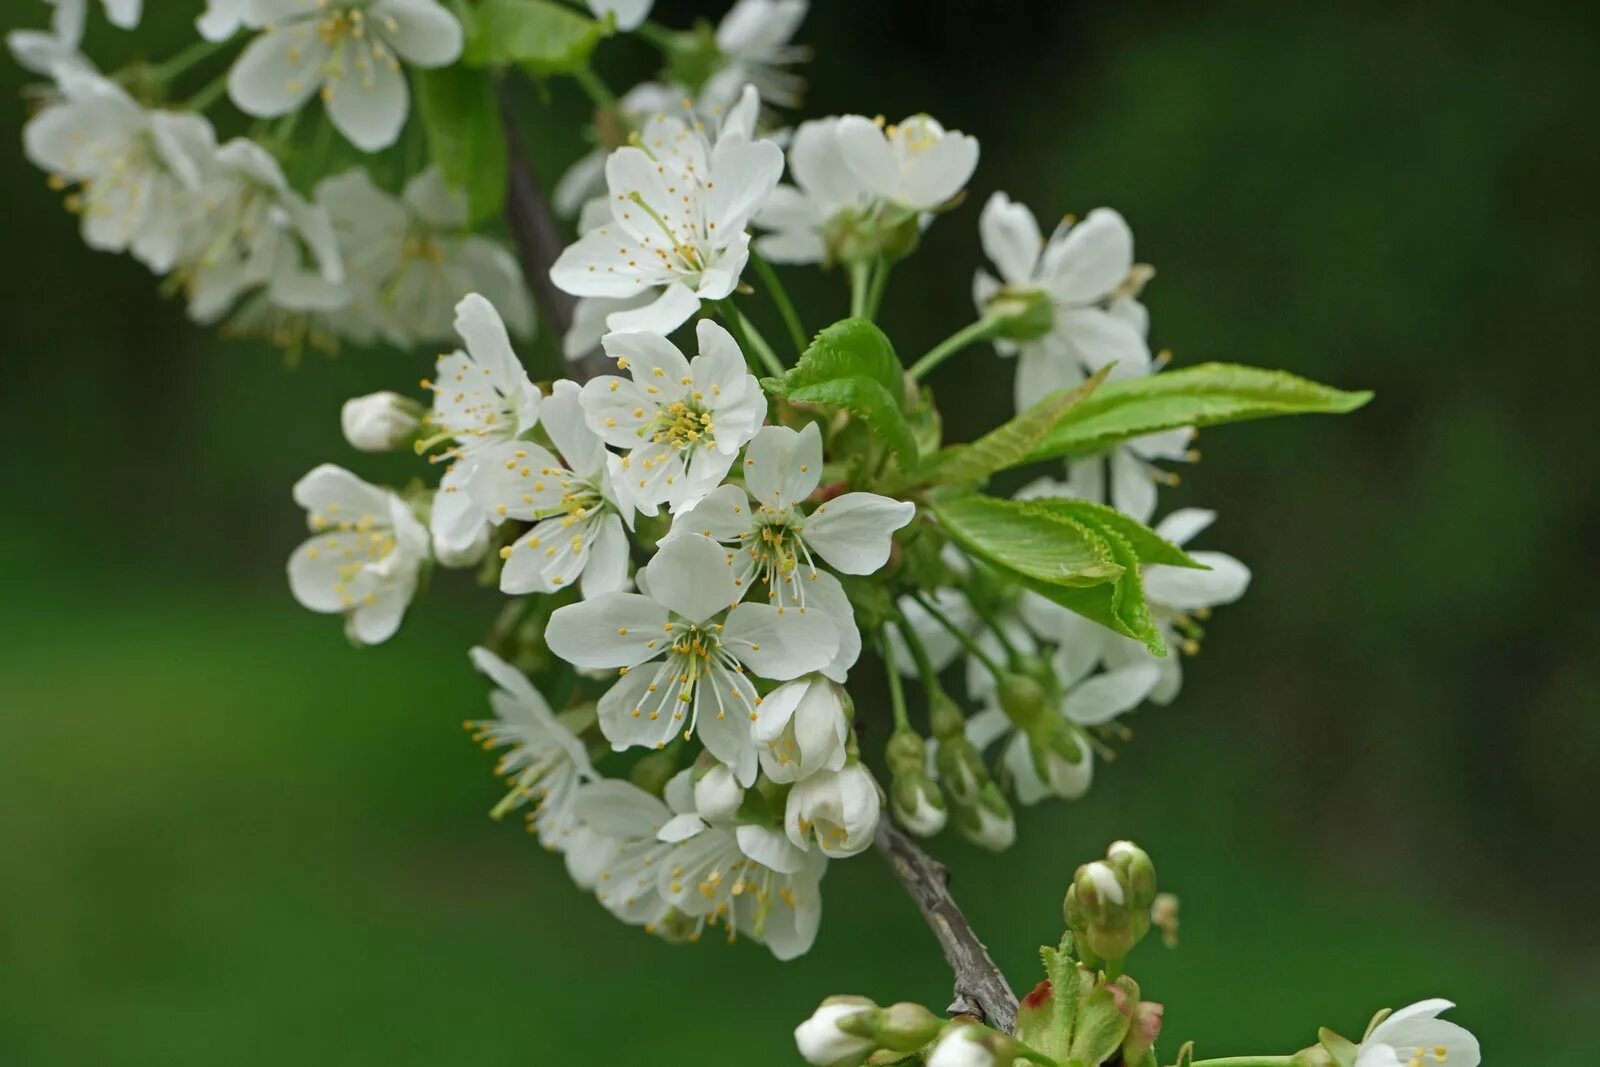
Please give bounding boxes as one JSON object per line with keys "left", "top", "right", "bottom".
{"left": 3, "top": 1, "right": 1597, "bottom": 1063}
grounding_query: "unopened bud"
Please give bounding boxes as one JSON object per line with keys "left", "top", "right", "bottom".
{"left": 341, "top": 391, "right": 423, "bottom": 452}
{"left": 955, "top": 782, "right": 1015, "bottom": 851}
{"left": 934, "top": 734, "right": 989, "bottom": 806}
{"left": 997, "top": 672, "right": 1048, "bottom": 728}
{"left": 928, "top": 688, "right": 966, "bottom": 741}
{"left": 984, "top": 286, "right": 1056, "bottom": 342}
{"left": 928, "top": 1023, "right": 1016, "bottom": 1067}
{"left": 844, "top": 1002, "right": 944, "bottom": 1053}
{"left": 1122, "top": 1000, "right": 1164, "bottom": 1065}
{"left": 795, "top": 996, "right": 878, "bottom": 1067}
{"left": 693, "top": 763, "right": 744, "bottom": 822}
{"left": 1066, "top": 842, "right": 1159, "bottom": 966}
{"left": 891, "top": 772, "right": 948, "bottom": 837}
{"left": 1108, "top": 840, "right": 1157, "bottom": 908}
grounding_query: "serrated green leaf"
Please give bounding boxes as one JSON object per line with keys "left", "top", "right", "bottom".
{"left": 933, "top": 366, "right": 1110, "bottom": 485}
{"left": 412, "top": 66, "right": 507, "bottom": 225}
{"left": 927, "top": 490, "right": 1165, "bottom": 653}
{"left": 1027, "top": 362, "right": 1373, "bottom": 462}
{"left": 1021, "top": 498, "right": 1203, "bottom": 569}
{"left": 463, "top": 0, "right": 610, "bottom": 72}
{"left": 764, "top": 318, "right": 916, "bottom": 467}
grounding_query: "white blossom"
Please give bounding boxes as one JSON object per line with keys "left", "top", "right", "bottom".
{"left": 9, "top": 0, "right": 141, "bottom": 73}
{"left": 464, "top": 646, "right": 595, "bottom": 850}
{"left": 422, "top": 293, "right": 543, "bottom": 560}
{"left": 286, "top": 463, "right": 427, "bottom": 645}
{"left": 197, "top": 0, "right": 252, "bottom": 41}
{"left": 700, "top": 0, "right": 810, "bottom": 111}
{"left": 341, "top": 390, "right": 423, "bottom": 452}
{"left": 962, "top": 803, "right": 1015, "bottom": 852}
{"left": 467, "top": 379, "right": 632, "bottom": 598}
{"left": 553, "top": 82, "right": 683, "bottom": 218}
{"left": 928, "top": 1026, "right": 998, "bottom": 1067}
{"left": 753, "top": 674, "right": 849, "bottom": 784}
{"left": 179, "top": 137, "right": 344, "bottom": 324}
{"left": 1354, "top": 1000, "right": 1480, "bottom": 1067}
{"left": 23, "top": 67, "right": 214, "bottom": 272}
{"left": 892, "top": 778, "right": 947, "bottom": 837}
{"left": 546, "top": 533, "right": 838, "bottom": 784}
{"left": 581, "top": 320, "right": 767, "bottom": 517}
{"left": 227, "top": 0, "right": 463, "bottom": 152}
{"left": 785, "top": 762, "right": 881, "bottom": 858}
{"left": 550, "top": 85, "right": 782, "bottom": 338}
{"left": 794, "top": 999, "right": 876, "bottom": 1067}
{"left": 679, "top": 423, "right": 913, "bottom": 679}
{"left": 692, "top": 763, "right": 745, "bottom": 822}
{"left": 316, "top": 166, "right": 534, "bottom": 348}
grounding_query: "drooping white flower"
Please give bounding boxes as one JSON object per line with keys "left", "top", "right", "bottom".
{"left": 973, "top": 193, "right": 1154, "bottom": 410}
{"left": 550, "top": 84, "right": 783, "bottom": 338}
{"left": 756, "top": 112, "right": 977, "bottom": 265}
{"left": 179, "top": 138, "right": 344, "bottom": 324}
{"left": 785, "top": 762, "right": 881, "bottom": 858}
{"left": 546, "top": 533, "right": 838, "bottom": 784}
{"left": 753, "top": 674, "right": 849, "bottom": 783}
{"left": 581, "top": 320, "right": 767, "bottom": 517}
{"left": 316, "top": 166, "right": 535, "bottom": 348}
{"left": 227, "top": 0, "right": 463, "bottom": 152}
{"left": 467, "top": 379, "right": 632, "bottom": 598}
{"left": 196, "top": 0, "right": 252, "bottom": 41}
{"left": 421, "top": 293, "right": 543, "bottom": 560}
{"left": 584, "top": 0, "right": 652, "bottom": 32}
{"left": 341, "top": 390, "right": 424, "bottom": 452}
{"left": 700, "top": 0, "right": 810, "bottom": 111}
{"left": 679, "top": 423, "right": 913, "bottom": 679}
{"left": 1354, "top": 1000, "right": 1480, "bottom": 1067}
{"left": 463, "top": 646, "right": 595, "bottom": 850}
{"left": 286, "top": 463, "right": 428, "bottom": 646}
{"left": 962, "top": 802, "right": 1016, "bottom": 852}
{"left": 968, "top": 663, "right": 1161, "bottom": 805}
{"left": 794, "top": 998, "right": 877, "bottom": 1067}
{"left": 22, "top": 67, "right": 214, "bottom": 272}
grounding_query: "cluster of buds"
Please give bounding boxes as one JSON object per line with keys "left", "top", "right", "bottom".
{"left": 794, "top": 996, "right": 945, "bottom": 1067}
{"left": 885, "top": 725, "right": 947, "bottom": 836}
{"left": 1064, "top": 840, "right": 1158, "bottom": 970}
{"left": 931, "top": 689, "right": 1015, "bottom": 850}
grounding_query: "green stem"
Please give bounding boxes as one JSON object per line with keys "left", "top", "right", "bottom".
{"left": 908, "top": 590, "right": 1005, "bottom": 683}
{"left": 895, "top": 616, "right": 943, "bottom": 699}
{"left": 908, "top": 317, "right": 1003, "bottom": 381}
{"left": 1189, "top": 1059, "right": 1297, "bottom": 1067}
{"left": 715, "top": 301, "right": 786, "bottom": 379}
{"left": 182, "top": 73, "right": 229, "bottom": 113}
{"left": 749, "top": 250, "right": 808, "bottom": 354}
{"left": 635, "top": 20, "right": 681, "bottom": 50}
{"left": 849, "top": 259, "right": 872, "bottom": 318}
{"left": 147, "top": 38, "right": 228, "bottom": 86}
{"left": 880, "top": 633, "right": 911, "bottom": 732}
{"left": 571, "top": 66, "right": 616, "bottom": 109}
{"left": 964, "top": 594, "right": 1022, "bottom": 668}
{"left": 865, "top": 255, "right": 891, "bottom": 319}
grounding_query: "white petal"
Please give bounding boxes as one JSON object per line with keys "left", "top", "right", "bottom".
{"left": 546, "top": 593, "right": 671, "bottom": 669}
{"left": 1061, "top": 664, "right": 1161, "bottom": 726}
{"left": 721, "top": 602, "right": 838, "bottom": 680}
{"left": 707, "top": 134, "right": 785, "bottom": 240}
{"left": 735, "top": 824, "right": 806, "bottom": 874}
{"left": 743, "top": 422, "right": 822, "bottom": 509}
{"left": 227, "top": 26, "right": 322, "bottom": 118}
{"left": 572, "top": 778, "right": 671, "bottom": 837}
{"left": 802, "top": 569, "right": 860, "bottom": 683}
{"left": 1110, "top": 447, "right": 1158, "bottom": 523}
{"left": 1014, "top": 348, "right": 1085, "bottom": 415}
{"left": 694, "top": 664, "right": 760, "bottom": 784}
{"left": 834, "top": 115, "right": 898, "bottom": 199}
{"left": 291, "top": 463, "right": 391, "bottom": 519}
{"left": 374, "top": 0, "right": 464, "bottom": 66}
{"left": 642, "top": 533, "right": 743, "bottom": 623}
{"left": 897, "top": 127, "right": 978, "bottom": 210}
{"left": 604, "top": 282, "right": 700, "bottom": 335}
{"left": 323, "top": 54, "right": 409, "bottom": 152}
{"left": 596, "top": 660, "right": 680, "bottom": 751}
{"left": 1143, "top": 551, "right": 1250, "bottom": 611}
{"left": 580, "top": 513, "right": 631, "bottom": 599}
{"left": 1154, "top": 507, "right": 1215, "bottom": 547}
{"left": 676, "top": 482, "right": 756, "bottom": 542}
{"left": 803, "top": 493, "right": 916, "bottom": 574}
{"left": 980, "top": 191, "right": 1042, "bottom": 287}
{"left": 1042, "top": 207, "right": 1134, "bottom": 304}
{"left": 346, "top": 583, "right": 410, "bottom": 645}
{"left": 656, "top": 812, "right": 706, "bottom": 843}
{"left": 602, "top": 329, "right": 693, "bottom": 388}
{"left": 1059, "top": 307, "right": 1151, "bottom": 379}
{"left": 453, "top": 292, "right": 532, "bottom": 401}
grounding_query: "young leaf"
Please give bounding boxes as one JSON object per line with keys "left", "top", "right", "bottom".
{"left": 1021, "top": 497, "right": 1204, "bottom": 569}
{"left": 764, "top": 318, "right": 917, "bottom": 467}
{"left": 462, "top": 0, "right": 610, "bottom": 73}
{"left": 931, "top": 366, "right": 1110, "bottom": 486}
{"left": 1027, "top": 362, "right": 1372, "bottom": 462}
{"left": 412, "top": 66, "right": 507, "bottom": 225}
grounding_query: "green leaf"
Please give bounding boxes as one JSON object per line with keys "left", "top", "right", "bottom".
{"left": 931, "top": 366, "right": 1110, "bottom": 486}
{"left": 764, "top": 318, "right": 917, "bottom": 467}
{"left": 927, "top": 490, "right": 1166, "bottom": 653}
{"left": 1027, "top": 362, "right": 1372, "bottom": 462}
{"left": 1021, "top": 497, "right": 1203, "bottom": 569}
{"left": 412, "top": 66, "right": 507, "bottom": 225}
{"left": 462, "top": 0, "right": 610, "bottom": 73}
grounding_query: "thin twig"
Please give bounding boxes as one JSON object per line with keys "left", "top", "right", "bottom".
{"left": 874, "top": 819, "right": 1018, "bottom": 1033}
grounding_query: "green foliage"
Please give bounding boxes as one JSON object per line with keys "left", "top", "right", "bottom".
{"left": 461, "top": 0, "right": 611, "bottom": 73}
{"left": 1027, "top": 363, "right": 1372, "bottom": 461}
{"left": 1022, "top": 497, "right": 1202, "bottom": 569}
{"left": 927, "top": 490, "right": 1168, "bottom": 653}
{"left": 412, "top": 66, "right": 507, "bottom": 225}
{"left": 763, "top": 318, "right": 918, "bottom": 468}
{"left": 931, "top": 367, "right": 1110, "bottom": 486}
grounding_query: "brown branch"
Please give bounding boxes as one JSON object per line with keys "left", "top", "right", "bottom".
{"left": 875, "top": 819, "right": 1018, "bottom": 1033}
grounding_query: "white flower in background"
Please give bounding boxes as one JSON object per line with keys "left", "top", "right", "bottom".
{"left": 973, "top": 193, "right": 1154, "bottom": 409}
{"left": 756, "top": 112, "right": 978, "bottom": 265}
{"left": 546, "top": 533, "right": 838, "bottom": 784}
{"left": 1354, "top": 1000, "right": 1480, "bottom": 1067}
{"left": 227, "top": 0, "right": 463, "bottom": 152}
{"left": 9, "top": 0, "right": 142, "bottom": 71}
{"left": 286, "top": 464, "right": 427, "bottom": 646}
{"left": 553, "top": 81, "right": 683, "bottom": 218}
{"left": 785, "top": 762, "right": 881, "bottom": 858}
{"left": 1062, "top": 423, "right": 1195, "bottom": 524}
{"left": 464, "top": 646, "right": 596, "bottom": 850}
{"left": 422, "top": 293, "right": 543, "bottom": 559}
{"left": 581, "top": 321, "right": 766, "bottom": 517}
{"left": 700, "top": 0, "right": 810, "bottom": 111}
{"left": 22, "top": 67, "right": 214, "bottom": 272}
{"left": 316, "top": 167, "right": 534, "bottom": 348}
{"left": 968, "top": 663, "right": 1161, "bottom": 805}
{"left": 794, "top": 998, "right": 876, "bottom": 1067}
{"left": 568, "top": 777, "right": 681, "bottom": 928}
{"left": 692, "top": 763, "right": 745, "bottom": 821}
{"left": 341, "top": 390, "right": 424, "bottom": 452}
{"left": 197, "top": 0, "right": 252, "bottom": 41}
{"left": 679, "top": 422, "right": 915, "bottom": 679}
{"left": 550, "top": 84, "right": 783, "bottom": 338}
{"left": 753, "top": 674, "right": 848, "bottom": 783}
{"left": 467, "top": 379, "right": 632, "bottom": 599}
{"left": 585, "top": 0, "right": 652, "bottom": 32}
{"left": 179, "top": 138, "right": 344, "bottom": 324}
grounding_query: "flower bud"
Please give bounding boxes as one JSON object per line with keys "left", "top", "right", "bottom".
{"left": 1065, "top": 841, "right": 1159, "bottom": 967}
{"left": 891, "top": 773, "right": 948, "bottom": 836}
{"left": 997, "top": 672, "right": 1049, "bottom": 729}
{"left": 786, "top": 763, "right": 882, "bottom": 858}
{"left": 794, "top": 997, "right": 878, "bottom": 1067}
{"left": 433, "top": 519, "right": 491, "bottom": 569}
{"left": 693, "top": 763, "right": 745, "bottom": 822}
{"left": 1121, "top": 1000, "right": 1164, "bottom": 1065}
{"left": 955, "top": 782, "right": 1015, "bottom": 851}
{"left": 341, "top": 391, "right": 423, "bottom": 452}
{"left": 1108, "top": 840, "right": 1157, "bottom": 908}
{"left": 983, "top": 286, "right": 1056, "bottom": 342}
{"left": 934, "top": 734, "right": 990, "bottom": 806}
{"left": 928, "top": 1023, "right": 1016, "bottom": 1067}
{"left": 848, "top": 1002, "right": 945, "bottom": 1053}
{"left": 928, "top": 687, "right": 966, "bottom": 741}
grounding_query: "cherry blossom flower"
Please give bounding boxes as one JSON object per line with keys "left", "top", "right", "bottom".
{"left": 1354, "top": 1000, "right": 1480, "bottom": 1067}
{"left": 785, "top": 762, "right": 881, "bottom": 858}
{"left": 700, "top": 0, "right": 810, "bottom": 111}
{"left": 753, "top": 674, "right": 850, "bottom": 783}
